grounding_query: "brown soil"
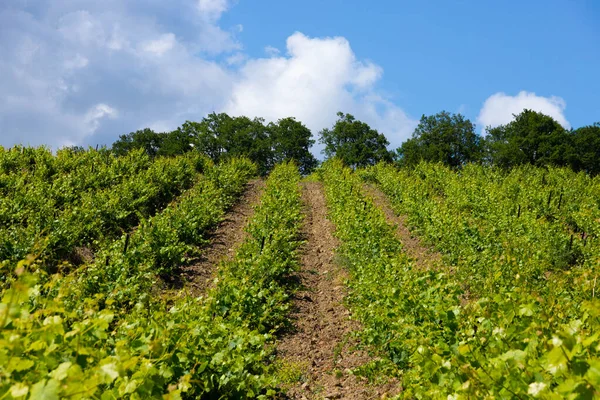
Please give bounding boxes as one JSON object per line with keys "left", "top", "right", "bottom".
{"left": 362, "top": 183, "right": 444, "bottom": 270}
{"left": 178, "top": 179, "right": 265, "bottom": 296}
{"left": 277, "top": 181, "right": 400, "bottom": 400}
{"left": 67, "top": 246, "right": 94, "bottom": 266}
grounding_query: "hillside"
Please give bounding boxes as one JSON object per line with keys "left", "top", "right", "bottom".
{"left": 1, "top": 147, "right": 599, "bottom": 399}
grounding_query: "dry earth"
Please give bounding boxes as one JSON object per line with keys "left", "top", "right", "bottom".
{"left": 178, "top": 178, "right": 265, "bottom": 296}
{"left": 277, "top": 181, "right": 400, "bottom": 399}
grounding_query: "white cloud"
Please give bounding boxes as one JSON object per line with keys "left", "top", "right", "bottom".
{"left": 0, "top": 1, "right": 237, "bottom": 149}
{"left": 85, "top": 103, "right": 118, "bottom": 131}
{"left": 226, "top": 52, "right": 247, "bottom": 65}
{"left": 226, "top": 32, "right": 416, "bottom": 152}
{"left": 478, "top": 91, "right": 570, "bottom": 130}
{"left": 197, "top": 0, "right": 229, "bottom": 20}
{"left": 264, "top": 45, "right": 280, "bottom": 56}
{"left": 58, "top": 11, "right": 106, "bottom": 47}
{"left": 0, "top": 3, "right": 416, "bottom": 153}
{"left": 141, "top": 33, "right": 177, "bottom": 56}
{"left": 350, "top": 61, "right": 382, "bottom": 90}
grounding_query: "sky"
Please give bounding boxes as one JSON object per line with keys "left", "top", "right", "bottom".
{"left": 1, "top": 0, "right": 599, "bottom": 154}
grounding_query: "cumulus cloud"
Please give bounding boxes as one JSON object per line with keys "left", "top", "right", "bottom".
{"left": 478, "top": 91, "right": 570, "bottom": 130}
{"left": 0, "top": 2, "right": 416, "bottom": 152}
{"left": 226, "top": 32, "right": 415, "bottom": 151}
{"left": 0, "top": 1, "right": 235, "bottom": 149}
{"left": 64, "top": 54, "right": 90, "bottom": 70}
{"left": 197, "top": 0, "right": 229, "bottom": 20}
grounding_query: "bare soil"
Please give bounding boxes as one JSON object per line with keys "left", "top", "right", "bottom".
{"left": 277, "top": 181, "right": 400, "bottom": 400}
{"left": 362, "top": 183, "right": 444, "bottom": 270}
{"left": 178, "top": 179, "right": 265, "bottom": 296}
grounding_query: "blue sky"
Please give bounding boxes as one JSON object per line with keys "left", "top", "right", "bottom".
{"left": 1, "top": 0, "right": 598, "bottom": 152}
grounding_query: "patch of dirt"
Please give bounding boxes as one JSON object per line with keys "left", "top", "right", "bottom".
{"left": 277, "top": 181, "right": 400, "bottom": 399}
{"left": 66, "top": 246, "right": 94, "bottom": 266}
{"left": 362, "top": 183, "right": 444, "bottom": 270}
{"left": 178, "top": 178, "right": 265, "bottom": 296}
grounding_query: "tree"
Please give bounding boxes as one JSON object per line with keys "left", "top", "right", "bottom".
{"left": 180, "top": 113, "right": 233, "bottom": 162}
{"left": 112, "top": 113, "right": 319, "bottom": 175}
{"left": 112, "top": 128, "right": 163, "bottom": 157}
{"left": 484, "top": 109, "right": 571, "bottom": 168}
{"left": 319, "top": 112, "right": 392, "bottom": 168}
{"left": 268, "top": 117, "right": 318, "bottom": 174}
{"left": 570, "top": 123, "right": 600, "bottom": 175}
{"left": 157, "top": 129, "right": 193, "bottom": 157}
{"left": 226, "top": 116, "right": 273, "bottom": 175}
{"left": 396, "top": 111, "right": 482, "bottom": 168}
{"left": 179, "top": 113, "right": 272, "bottom": 175}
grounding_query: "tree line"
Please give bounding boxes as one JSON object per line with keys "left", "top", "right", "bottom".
{"left": 398, "top": 109, "right": 600, "bottom": 175}
{"left": 111, "top": 114, "right": 317, "bottom": 175}
{"left": 109, "top": 109, "right": 600, "bottom": 175}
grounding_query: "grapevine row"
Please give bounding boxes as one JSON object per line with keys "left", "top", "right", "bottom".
{"left": 322, "top": 159, "right": 600, "bottom": 398}
{"left": 1, "top": 160, "right": 302, "bottom": 399}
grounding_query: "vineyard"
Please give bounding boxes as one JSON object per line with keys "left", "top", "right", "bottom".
{"left": 1, "top": 146, "right": 600, "bottom": 399}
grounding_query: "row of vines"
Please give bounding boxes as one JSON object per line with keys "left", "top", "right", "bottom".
{"left": 320, "top": 159, "right": 600, "bottom": 398}
{"left": 6, "top": 144, "right": 598, "bottom": 398}
{"left": 0, "top": 146, "right": 209, "bottom": 272}
{"left": 1, "top": 145, "right": 303, "bottom": 398}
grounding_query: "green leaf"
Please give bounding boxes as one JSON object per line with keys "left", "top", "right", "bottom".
{"left": 101, "top": 363, "right": 120, "bottom": 383}
{"left": 9, "top": 383, "right": 29, "bottom": 398}
{"left": 7, "top": 357, "right": 34, "bottom": 372}
{"left": 30, "top": 379, "right": 59, "bottom": 400}
{"left": 50, "top": 362, "right": 72, "bottom": 381}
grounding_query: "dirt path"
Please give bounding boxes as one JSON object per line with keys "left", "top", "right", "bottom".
{"left": 362, "top": 183, "right": 443, "bottom": 270}
{"left": 277, "top": 181, "right": 399, "bottom": 399}
{"left": 179, "top": 179, "right": 265, "bottom": 296}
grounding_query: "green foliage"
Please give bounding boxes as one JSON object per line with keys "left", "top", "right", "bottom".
{"left": 207, "top": 161, "right": 303, "bottom": 332}
{"left": 571, "top": 123, "right": 600, "bottom": 175}
{"left": 396, "top": 111, "right": 483, "bottom": 168}
{"left": 319, "top": 112, "right": 393, "bottom": 168}
{"left": 0, "top": 149, "right": 208, "bottom": 273}
{"left": 196, "top": 114, "right": 272, "bottom": 175}
{"left": 111, "top": 128, "right": 164, "bottom": 157}
{"left": 351, "top": 161, "right": 600, "bottom": 398}
{"left": 267, "top": 117, "right": 318, "bottom": 175}
{"left": 157, "top": 129, "right": 194, "bottom": 157}
{"left": 161, "top": 113, "right": 318, "bottom": 175}
{"left": 71, "top": 157, "right": 257, "bottom": 306}
{"left": 1, "top": 159, "right": 302, "bottom": 399}
{"left": 485, "top": 109, "right": 572, "bottom": 168}
{"left": 1, "top": 258, "right": 275, "bottom": 399}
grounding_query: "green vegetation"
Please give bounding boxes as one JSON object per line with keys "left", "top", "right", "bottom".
{"left": 0, "top": 147, "right": 207, "bottom": 273}
{"left": 352, "top": 161, "right": 600, "bottom": 398}
{"left": 112, "top": 113, "right": 317, "bottom": 175}
{"left": 0, "top": 150, "right": 305, "bottom": 398}
{"left": 484, "top": 109, "right": 572, "bottom": 168}
{"left": 2, "top": 104, "right": 600, "bottom": 398}
{"left": 397, "top": 109, "right": 600, "bottom": 174}
{"left": 397, "top": 111, "right": 483, "bottom": 168}
{"left": 109, "top": 109, "right": 600, "bottom": 176}
{"left": 319, "top": 112, "right": 393, "bottom": 168}
{"left": 570, "top": 123, "right": 600, "bottom": 175}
